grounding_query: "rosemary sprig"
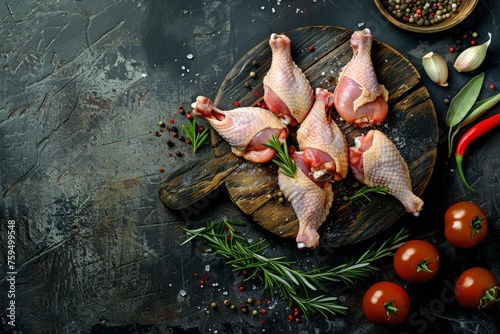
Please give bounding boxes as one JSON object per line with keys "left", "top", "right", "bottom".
{"left": 349, "top": 185, "right": 388, "bottom": 202}
{"left": 182, "top": 220, "right": 408, "bottom": 318}
{"left": 263, "top": 135, "right": 297, "bottom": 178}
{"left": 182, "top": 118, "right": 209, "bottom": 153}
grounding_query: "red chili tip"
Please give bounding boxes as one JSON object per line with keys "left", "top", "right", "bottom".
{"left": 233, "top": 101, "right": 240, "bottom": 107}
{"left": 308, "top": 46, "right": 314, "bottom": 52}
{"left": 455, "top": 154, "right": 474, "bottom": 191}
{"left": 158, "top": 167, "right": 164, "bottom": 173}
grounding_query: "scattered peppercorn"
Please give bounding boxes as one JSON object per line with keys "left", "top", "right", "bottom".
{"left": 489, "top": 84, "right": 495, "bottom": 90}
{"left": 171, "top": 126, "right": 178, "bottom": 132}
{"left": 247, "top": 298, "right": 253, "bottom": 304}
{"left": 230, "top": 305, "right": 236, "bottom": 310}
{"left": 178, "top": 135, "right": 185, "bottom": 142}
{"left": 244, "top": 81, "right": 250, "bottom": 88}
{"left": 308, "top": 46, "right": 314, "bottom": 52}
{"left": 444, "top": 98, "right": 450, "bottom": 104}
{"left": 233, "top": 101, "right": 241, "bottom": 107}
{"left": 172, "top": 132, "right": 178, "bottom": 137}
{"left": 158, "top": 121, "right": 165, "bottom": 127}
{"left": 261, "top": 309, "right": 267, "bottom": 314}
{"left": 287, "top": 315, "right": 293, "bottom": 321}
{"left": 252, "top": 310, "right": 258, "bottom": 316}
{"left": 176, "top": 151, "right": 183, "bottom": 157}
{"left": 472, "top": 32, "right": 478, "bottom": 38}
{"left": 252, "top": 60, "right": 258, "bottom": 66}
{"left": 449, "top": 47, "right": 455, "bottom": 53}
{"left": 249, "top": 71, "right": 256, "bottom": 78}
{"left": 223, "top": 300, "right": 230, "bottom": 306}
{"left": 158, "top": 167, "right": 164, "bottom": 173}
{"left": 470, "top": 40, "right": 476, "bottom": 46}
{"left": 210, "top": 302, "right": 217, "bottom": 309}
{"left": 167, "top": 140, "right": 175, "bottom": 147}
{"left": 155, "top": 131, "right": 161, "bottom": 137}
{"left": 186, "top": 139, "right": 192, "bottom": 145}
{"left": 254, "top": 90, "right": 259, "bottom": 97}
{"left": 198, "top": 126, "right": 205, "bottom": 132}
{"left": 169, "top": 119, "right": 175, "bottom": 124}
{"left": 241, "top": 307, "right": 247, "bottom": 313}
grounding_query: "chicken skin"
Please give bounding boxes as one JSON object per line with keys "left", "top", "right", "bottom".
{"left": 263, "top": 33, "right": 314, "bottom": 126}
{"left": 333, "top": 28, "right": 389, "bottom": 128}
{"left": 278, "top": 149, "right": 333, "bottom": 249}
{"left": 191, "top": 96, "right": 288, "bottom": 163}
{"left": 297, "top": 88, "right": 349, "bottom": 182}
{"left": 349, "top": 130, "right": 423, "bottom": 216}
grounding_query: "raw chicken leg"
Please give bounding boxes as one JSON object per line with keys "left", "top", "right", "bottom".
{"left": 297, "top": 88, "right": 349, "bottom": 182}
{"left": 278, "top": 149, "right": 333, "bottom": 249}
{"left": 333, "top": 28, "right": 389, "bottom": 128}
{"left": 192, "top": 96, "right": 288, "bottom": 163}
{"left": 263, "top": 33, "right": 314, "bottom": 126}
{"left": 349, "top": 130, "right": 423, "bottom": 215}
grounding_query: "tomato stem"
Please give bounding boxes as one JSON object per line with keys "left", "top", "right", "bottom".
{"left": 416, "top": 259, "right": 434, "bottom": 274}
{"left": 469, "top": 215, "right": 487, "bottom": 239}
{"left": 384, "top": 299, "right": 399, "bottom": 319}
{"left": 479, "top": 286, "right": 500, "bottom": 310}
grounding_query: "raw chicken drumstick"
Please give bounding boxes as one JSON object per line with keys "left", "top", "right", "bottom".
{"left": 297, "top": 88, "right": 349, "bottom": 182}
{"left": 333, "top": 28, "right": 389, "bottom": 128}
{"left": 191, "top": 96, "right": 288, "bottom": 163}
{"left": 278, "top": 149, "right": 333, "bottom": 249}
{"left": 349, "top": 130, "right": 423, "bottom": 216}
{"left": 263, "top": 33, "right": 314, "bottom": 126}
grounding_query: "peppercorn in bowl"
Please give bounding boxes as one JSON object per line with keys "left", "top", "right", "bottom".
{"left": 373, "top": 0, "right": 479, "bottom": 33}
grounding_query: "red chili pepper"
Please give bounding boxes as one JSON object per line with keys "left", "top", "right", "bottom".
{"left": 455, "top": 112, "right": 500, "bottom": 190}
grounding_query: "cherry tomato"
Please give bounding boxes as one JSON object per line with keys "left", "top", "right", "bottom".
{"left": 444, "top": 201, "right": 488, "bottom": 249}
{"left": 393, "top": 240, "right": 440, "bottom": 283}
{"left": 362, "top": 281, "right": 410, "bottom": 326}
{"left": 455, "top": 267, "right": 500, "bottom": 310}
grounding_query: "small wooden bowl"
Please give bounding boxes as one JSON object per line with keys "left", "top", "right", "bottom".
{"left": 373, "top": 0, "right": 479, "bottom": 34}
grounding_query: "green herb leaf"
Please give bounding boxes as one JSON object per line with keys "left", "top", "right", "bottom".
{"left": 349, "top": 185, "right": 388, "bottom": 202}
{"left": 446, "top": 73, "right": 485, "bottom": 156}
{"left": 263, "top": 135, "right": 297, "bottom": 179}
{"left": 182, "top": 220, "right": 408, "bottom": 319}
{"left": 182, "top": 118, "right": 209, "bottom": 153}
{"left": 449, "top": 91, "right": 500, "bottom": 148}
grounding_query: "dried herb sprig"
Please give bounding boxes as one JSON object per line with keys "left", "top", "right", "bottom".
{"left": 182, "top": 220, "right": 408, "bottom": 318}
{"left": 263, "top": 135, "right": 297, "bottom": 178}
{"left": 182, "top": 118, "right": 209, "bottom": 153}
{"left": 349, "top": 185, "right": 388, "bottom": 202}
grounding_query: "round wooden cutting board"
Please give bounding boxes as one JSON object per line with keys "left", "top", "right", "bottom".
{"left": 159, "top": 26, "right": 438, "bottom": 247}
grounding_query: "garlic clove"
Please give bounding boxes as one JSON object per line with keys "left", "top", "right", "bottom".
{"left": 422, "top": 52, "right": 449, "bottom": 87}
{"left": 454, "top": 33, "right": 492, "bottom": 72}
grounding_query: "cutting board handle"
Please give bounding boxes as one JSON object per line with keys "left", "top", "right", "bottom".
{"left": 158, "top": 153, "right": 241, "bottom": 210}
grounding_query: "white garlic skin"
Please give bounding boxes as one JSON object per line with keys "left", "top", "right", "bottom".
{"left": 454, "top": 33, "right": 492, "bottom": 72}
{"left": 422, "top": 52, "right": 449, "bottom": 87}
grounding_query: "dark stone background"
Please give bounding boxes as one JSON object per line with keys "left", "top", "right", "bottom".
{"left": 1, "top": 0, "right": 499, "bottom": 333}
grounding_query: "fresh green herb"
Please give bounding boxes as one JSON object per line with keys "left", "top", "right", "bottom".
{"left": 349, "top": 185, "right": 388, "bottom": 202}
{"left": 182, "top": 118, "right": 209, "bottom": 153}
{"left": 263, "top": 135, "right": 297, "bottom": 179}
{"left": 182, "top": 220, "right": 408, "bottom": 318}
{"left": 446, "top": 73, "right": 484, "bottom": 157}
{"left": 449, "top": 91, "right": 500, "bottom": 154}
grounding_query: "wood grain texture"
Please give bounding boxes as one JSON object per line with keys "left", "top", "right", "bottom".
{"left": 159, "top": 26, "right": 438, "bottom": 246}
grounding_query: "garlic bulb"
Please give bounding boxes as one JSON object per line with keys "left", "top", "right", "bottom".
{"left": 454, "top": 33, "right": 492, "bottom": 72}
{"left": 422, "top": 52, "right": 448, "bottom": 87}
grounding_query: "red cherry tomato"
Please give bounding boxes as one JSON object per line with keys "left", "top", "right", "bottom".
{"left": 362, "top": 281, "right": 410, "bottom": 326}
{"left": 393, "top": 240, "right": 440, "bottom": 283}
{"left": 444, "top": 201, "right": 488, "bottom": 249}
{"left": 455, "top": 267, "right": 500, "bottom": 310}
